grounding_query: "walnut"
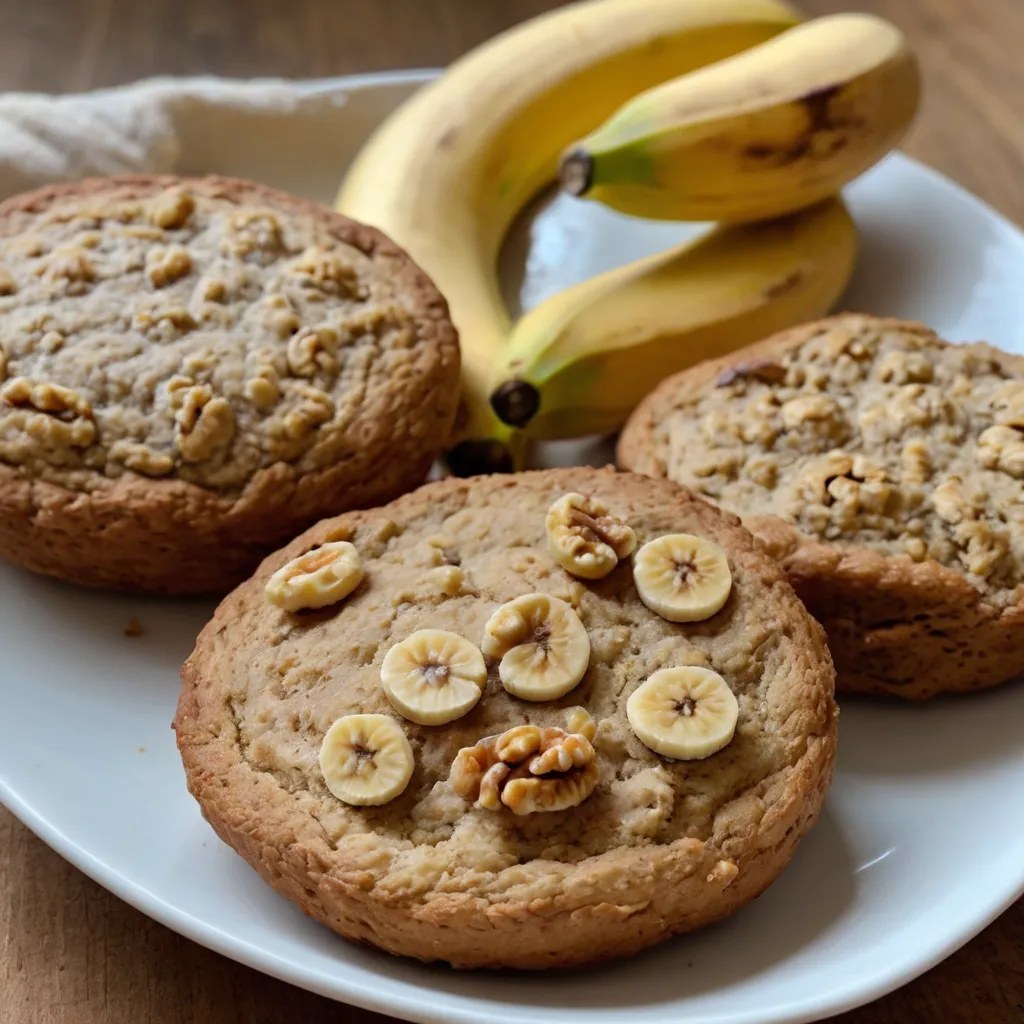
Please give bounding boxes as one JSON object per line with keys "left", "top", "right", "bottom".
{"left": 291, "top": 246, "right": 364, "bottom": 297}
{"left": 977, "top": 425, "right": 1024, "bottom": 478}
{"left": 221, "top": 210, "right": 283, "bottom": 265}
{"left": 149, "top": 189, "right": 195, "bottom": 230}
{"left": 989, "top": 380, "right": 1024, "bottom": 428}
{"left": 779, "top": 394, "right": 848, "bottom": 450}
{"left": 173, "top": 384, "right": 235, "bottom": 462}
{"left": 781, "top": 394, "right": 841, "bottom": 430}
{"left": 146, "top": 245, "right": 193, "bottom": 287}
{"left": 281, "top": 385, "right": 334, "bottom": 440}
{"left": 3, "top": 377, "right": 92, "bottom": 419}
{"left": 787, "top": 451, "right": 893, "bottom": 533}
{"left": 133, "top": 307, "right": 197, "bottom": 340}
{"left": 900, "top": 439, "right": 933, "bottom": 484}
{"left": 715, "top": 358, "right": 787, "bottom": 388}
{"left": 450, "top": 714, "right": 598, "bottom": 816}
{"left": 246, "top": 364, "right": 281, "bottom": 411}
{"left": 874, "top": 349, "right": 934, "bottom": 385}
{"left": 109, "top": 440, "right": 175, "bottom": 477}
{"left": 931, "top": 475, "right": 973, "bottom": 526}
{"left": 545, "top": 492, "right": 635, "bottom": 580}
{"left": 954, "top": 519, "right": 1010, "bottom": 578}
{"left": 2, "top": 378, "right": 96, "bottom": 449}
{"left": 287, "top": 326, "right": 340, "bottom": 378}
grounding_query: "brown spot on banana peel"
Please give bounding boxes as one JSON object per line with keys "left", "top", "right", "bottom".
{"left": 763, "top": 269, "right": 805, "bottom": 300}
{"left": 742, "top": 84, "right": 862, "bottom": 166}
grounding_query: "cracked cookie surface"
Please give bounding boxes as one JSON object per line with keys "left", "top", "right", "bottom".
{"left": 174, "top": 467, "right": 836, "bottom": 968}
{"left": 619, "top": 314, "right": 1024, "bottom": 697}
{"left": 0, "top": 175, "right": 459, "bottom": 592}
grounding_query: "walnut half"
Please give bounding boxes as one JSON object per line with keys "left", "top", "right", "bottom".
{"left": 450, "top": 712, "right": 599, "bottom": 815}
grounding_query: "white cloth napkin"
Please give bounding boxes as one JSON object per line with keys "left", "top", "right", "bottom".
{"left": 0, "top": 73, "right": 430, "bottom": 205}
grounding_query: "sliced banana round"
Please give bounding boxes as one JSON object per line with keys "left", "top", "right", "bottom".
{"left": 627, "top": 667, "right": 738, "bottom": 760}
{"left": 546, "top": 492, "right": 637, "bottom": 580}
{"left": 265, "top": 541, "right": 363, "bottom": 612}
{"left": 319, "top": 713, "right": 414, "bottom": 806}
{"left": 633, "top": 533, "right": 732, "bottom": 622}
{"left": 380, "top": 629, "right": 486, "bottom": 726}
{"left": 481, "top": 593, "right": 590, "bottom": 701}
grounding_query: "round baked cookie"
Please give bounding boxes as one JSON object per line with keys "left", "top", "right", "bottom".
{"left": 619, "top": 313, "right": 1024, "bottom": 699}
{"left": 0, "top": 175, "right": 459, "bottom": 593}
{"left": 174, "top": 467, "right": 837, "bottom": 969}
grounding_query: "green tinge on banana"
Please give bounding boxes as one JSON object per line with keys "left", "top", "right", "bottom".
{"left": 489, "top": 198, "right": 858, "bottom": 440}
{"left": 560, "top": 12, "right": 920, "bottom": 224}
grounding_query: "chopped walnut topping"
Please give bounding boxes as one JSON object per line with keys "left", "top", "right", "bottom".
{"left": 173, "top": 384, "right": 235, "bottom": 462}
{"left": 109, "top": 440, "right": 175, "bottom": 477}
{"left": 291, "top": 246, "right": 365, "bottom": 298}
{"left": 222, "top": 210, "right": 283, "bottom": 265}
{"left": 146, "top": 245, "right": 193, "bottom": 288}
{"left": 4, "top": 377, "right": 92, "bottom": 419}
{"left": 450, "top": 718, "right": 599, "bottom": 815}
{"left": 149, "top": 189, "right": 195, "bottom": 230}
{"left": 287, "top": 326, "right": 339, "bottom": 378}
{"left": 715, "top": 358, "right": 787, "bottom": 388}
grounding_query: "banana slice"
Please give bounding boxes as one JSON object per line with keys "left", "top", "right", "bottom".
{"left": 633, "top": 533, "right": 732, "bottom": 622}
{"left": 546, "top": 492, "right": 636, "bottom": 579}
{"left": 627, "top": 667, "right": 738, "bottom": 760}
{"left": 380, "top": 629, "right": 487, "bottom": 726}
{"left": 481, "top": 593, "right": 590, "bottom": 701}
{"left": 265, "top": 541, "right": 363, "bottom": 612}
{"left": 319, "top": 713, "right": 414, "bottom": 806}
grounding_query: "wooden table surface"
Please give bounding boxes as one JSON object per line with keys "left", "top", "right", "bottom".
{"left": 1, "top": 1, "right": 1023, "bottom": 1021}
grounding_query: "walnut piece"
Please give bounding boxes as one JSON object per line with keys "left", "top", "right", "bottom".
{"left": 450, "top": 713, "right": 599, "bottom": 816}
{"left": 291, "top": 246, "right": 364, "bottom": 297}
{"left": 546, "top": 492, "right": 636, "bottom": 580}
{"left": 149, "top": 189, "right": 195, "bottom": 230}
{"left": 287, "top": 326, "right": 340, "bottom": 378}
{"left": 146, "top": 245, "right": 193, "bottom": 288}
{"left": 173, "top": 384, "right": 235, "bottom": 462}
{"left": 715, "top": 358, "right": 787, "bottom": 388}
{"left": 3, "top": 377, "right": 92, "bottom": 419}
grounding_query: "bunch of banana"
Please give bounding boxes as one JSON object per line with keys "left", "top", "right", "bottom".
{"left": 339, "top": 3, "right": 919, "bottom": 461}
{"left": 489, "top": 197, "right": 857, "bottom": 439}
{"left": 559, "top": 12, "right": 921, "bottom": 223}
{"left": 337, "top": 0, "right": 801, "bottom": 473}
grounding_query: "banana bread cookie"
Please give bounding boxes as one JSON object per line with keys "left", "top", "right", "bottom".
{"left": 0, "top": 175, "right": 459, "bottom": 593}
{"left": 619, "top": 313, "right": 1024, "bottom": 698}
{"left": 174, "top": 467, "right": 837, "bottom": 969}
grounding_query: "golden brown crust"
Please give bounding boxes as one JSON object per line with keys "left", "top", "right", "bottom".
{"left": 619, "top": 314, "right": 1024, "bottom": 699}
{"left": 0, "top": 175, "right": 460, "bottom": 593}
{"left": 174, "top": 467, "right": 837, "bottom": 968}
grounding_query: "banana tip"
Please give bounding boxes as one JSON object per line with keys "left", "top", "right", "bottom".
{"left": 490, "top": 379, "right": 541, "bottom": 428}
{"left": 559, "top": 148, "right": 593, "bottom": 197}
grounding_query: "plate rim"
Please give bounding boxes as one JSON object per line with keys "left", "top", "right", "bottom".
{"left": 1, "top": 66, "right": 1023, "bottom": 1024}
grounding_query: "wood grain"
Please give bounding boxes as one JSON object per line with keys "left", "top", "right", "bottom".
{"left": 1, "top": 1, "right": 1023, "bottom": 1021}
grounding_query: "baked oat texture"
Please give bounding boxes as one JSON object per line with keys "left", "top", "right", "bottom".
{"left": 0, "top": 175, "right": 460, "bottom": 593}
{"left": 174, "top": 467, "right": 837, "bottom": 969}
{"left": 619, "top": 313, "right": 1024, "bottom": 698}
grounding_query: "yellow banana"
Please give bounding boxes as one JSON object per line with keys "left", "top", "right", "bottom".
{"left": 336, "top": 0, "right": 800, "bottom": 475}
{"left": 560, "top": 13, "right": 920, "bottom": 223}
{"left": 489, "top": 198, "right": 858, "bottom": 440}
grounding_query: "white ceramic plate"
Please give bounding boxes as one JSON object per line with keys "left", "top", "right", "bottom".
{"left": 1, "top": 71, "right": 1023, "bottom": 1024}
